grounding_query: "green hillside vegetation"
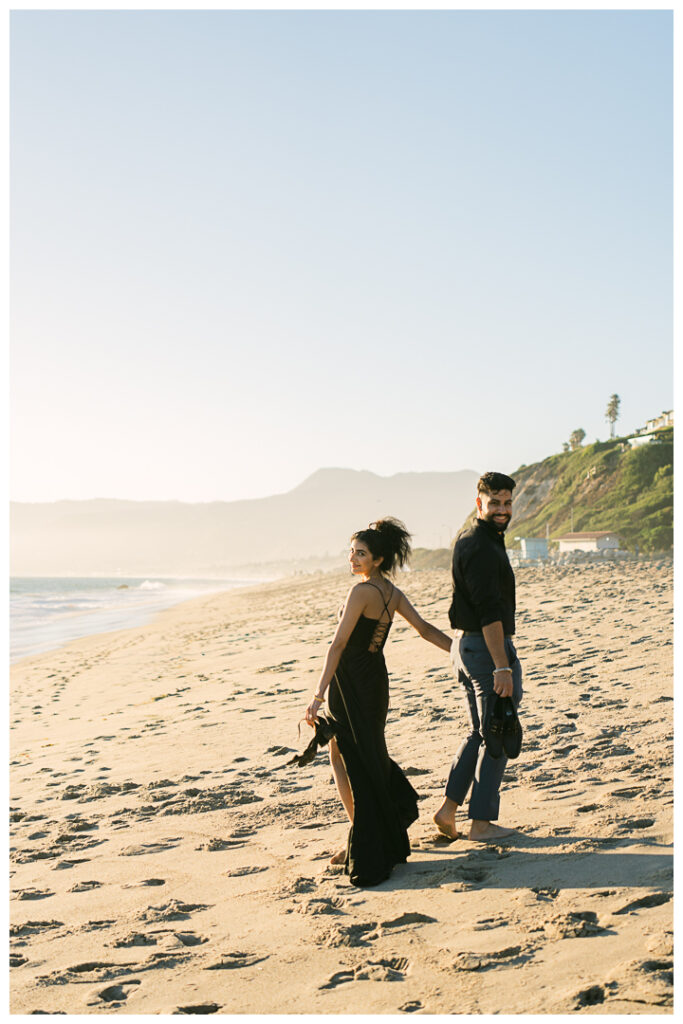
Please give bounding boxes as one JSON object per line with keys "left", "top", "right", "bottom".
{"left": 507, "top": 427, "right": 672, "bottom": 553}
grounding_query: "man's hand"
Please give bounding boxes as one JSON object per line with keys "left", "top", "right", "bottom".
{"left": 493, "top": 668, "right": 513, "bottom": 698}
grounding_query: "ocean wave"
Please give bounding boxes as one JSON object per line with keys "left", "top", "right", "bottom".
{"left": 139, "top": 580, "right": 166, "bottom": 590}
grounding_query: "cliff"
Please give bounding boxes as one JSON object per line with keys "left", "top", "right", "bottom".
{"left": 502, "top": 428, "right": 673, "bottom": 552}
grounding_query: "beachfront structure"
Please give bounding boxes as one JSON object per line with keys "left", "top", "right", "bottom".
{"left": 628, "top": 410, "right": 673, "bottom": 448}
{"left": 519, "top": 538, "right": 549, "bottom": 560}
{"left": 556, "top": 531, "right": 622, "bottom": 553}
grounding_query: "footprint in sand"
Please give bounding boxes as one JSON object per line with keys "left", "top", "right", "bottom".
{"left": 121, "top": 839, "right": 180, "bottom": 856}
{"left": 38, "top": 960, "right": 138, "bottom": 986}
{"left": 543, "top": 911, "right": 608, "bottom": 939}
{"left": 13, "top": 887, "right": 54, "bottom": 901}
{"left": 531, "top": 887, "right": 559, "bottom": 902}
{"left": 76, "top": 919, "right": 115, "bottom": 933}
{"left": 11, "top": 919, "right": 63, "bottom": 940}
{"left": 196, "top": 838, "right": 245, "bottom": 851}
{"left": 380, "top": 912, "right": 437, "bottom": 929}
{"left": 573, "top": 984, "right": 607, "bottom": 1008}
{"left": 113, "top": 932, "right": 158, "bottom": 948}
{"left": 451, "top": 945, "right": 533, "bottom": 971}
{"left": 473, "top": 914, "right": 509, "bottom": 930}
{"left": 224, "top": 865, "right": 268, "bottom": 877}
{"left": 205, "top": 951, "right": 269, "bottom": 970}
{"left": 279, "top": 876, "right": 316, "bottom": 897}
{"left": 613, "top": 892, "right": 672, "bottom": 915}
{"left": 616, "top": 817, "right": 655, "bottom": 832}
{"left": 637, "top": 957, "right": 673, "bottom": 989}
{"left": 69, "top": 880, "right": 103, "bottom": 893}
{"left": 173, "top": 932, "right": 208, "bottom": 947}
{"left": 174, "top": 1003, "right": 221, "bottom": 1014}
{"left": 140, "top": 950, "right": 193, "bottom": 970}
{"left": 321, "top": 922, "right": 379, "bottom": 947}
{"left": 319, "top": 957, "right": 411, "bottom": 987}
{"left": 92, "top": 979, "right": 141, "bottom": 1005}
{"left": 139, "top": 900, "right": 210, "bottom": 923}
{"left": 122, "top": 878, "right": 166, "bottom": 889}
{"left": 298, "top": 896, "right": 346, "bottom": 916}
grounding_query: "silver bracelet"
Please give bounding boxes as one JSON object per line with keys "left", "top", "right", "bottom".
{"left": 492, "top": 667, "right": 512, "bottom": 675}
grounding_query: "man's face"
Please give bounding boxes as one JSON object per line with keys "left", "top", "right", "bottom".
{"left": 476, "top": 489, "right": 513, "bottom": 532}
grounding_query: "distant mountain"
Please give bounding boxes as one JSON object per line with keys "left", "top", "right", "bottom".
{"left": 499, "top": 427, "right": 673, "bottom": 552}
{"left": 10, "top": 467, "right": 479, "bottom": 577}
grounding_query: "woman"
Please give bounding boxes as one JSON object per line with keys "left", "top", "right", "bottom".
{"left": 304, "top": 518, "right": 452, "bottom": 887}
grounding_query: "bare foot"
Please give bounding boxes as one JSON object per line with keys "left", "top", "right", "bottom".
{"left": 329, "top": 848, "right": 346, "bottom": 865}
{"left": 468, "top": 820, "right": 517, "bottom": 842}
{"left": 433, "top": 811, "right": 461, "bottom": 840}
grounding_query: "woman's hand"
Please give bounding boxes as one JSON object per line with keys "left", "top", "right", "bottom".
{"left": 305, "top": 695, "right": 323, "bottom": 726}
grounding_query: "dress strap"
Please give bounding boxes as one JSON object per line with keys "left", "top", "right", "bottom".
{"left": 365, "top": 581, "right": 394, "bottom": 620}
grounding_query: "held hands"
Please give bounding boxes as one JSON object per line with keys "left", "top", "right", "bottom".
{"left": 493, "top": 667, "right": 514, "bottom": 698}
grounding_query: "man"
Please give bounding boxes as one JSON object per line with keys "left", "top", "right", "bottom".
{"left": 434, "top": 471, "right": 523, "bottom": 842}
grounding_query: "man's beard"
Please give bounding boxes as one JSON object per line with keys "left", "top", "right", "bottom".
{"left": 485, "top": 513, "right": 511, "bottom": 533}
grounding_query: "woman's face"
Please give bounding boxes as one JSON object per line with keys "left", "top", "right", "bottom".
{"left": 349, "top": 538, "right": 383, "bottom": 576}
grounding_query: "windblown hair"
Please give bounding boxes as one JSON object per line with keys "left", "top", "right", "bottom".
{"left": 352, "top": 517, "right": 412, "bottom": 576}
{"left": 477, "top": 471, "right": 516, "bottom": 496}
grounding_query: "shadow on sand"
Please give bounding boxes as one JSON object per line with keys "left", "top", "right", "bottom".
{"left": 360, "top": 834, "right": 673, "bottom": 893}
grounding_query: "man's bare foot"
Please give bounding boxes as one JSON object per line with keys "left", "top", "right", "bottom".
{"left": 329, "top": 848, "right": 346, "bottom": 865}
{"left": 433, "top": 797, "right": 461, "bottom": 840}
{"left": 468, "top": 820, "right": 517, "bottom": 842}
{"left": 433, "top": 810, "right": 461, "bottom": 840}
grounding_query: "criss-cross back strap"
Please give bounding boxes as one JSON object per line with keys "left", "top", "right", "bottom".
{"left": 364, "top": 581, "right": 395, "bottom": 654}
{"left": 365, "top": 580, "right": 394, "bottom": 621}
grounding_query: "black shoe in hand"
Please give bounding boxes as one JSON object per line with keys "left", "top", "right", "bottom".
{"left": 483, "top": 696, "right": 506, "bottom": 759}
{"left": 501, "top": 698, "right": 522, "bottom": 759}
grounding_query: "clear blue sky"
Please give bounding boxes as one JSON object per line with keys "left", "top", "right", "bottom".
{"left": 10, "top": 9, "right": 673, "bottom": 502}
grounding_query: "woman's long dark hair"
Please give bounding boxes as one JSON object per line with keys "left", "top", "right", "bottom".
{"left": 352, "top": 517, "right": 412, "bottom": 575}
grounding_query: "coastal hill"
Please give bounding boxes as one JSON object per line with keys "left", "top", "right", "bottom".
{"left": 415, "top": 427, "right": 673, "bottom": 568}
{"left": 505, "top": 426, "right": 673, "bottom": 552}
{"left": 442, "top": 428, "right": 672, "bottom": 555}
{"left": 10, "top": 467, "right": 479, "bottom": 577}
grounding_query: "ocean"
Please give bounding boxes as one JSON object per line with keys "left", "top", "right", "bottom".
{"left": 9, "top": 576, "right": 254, "bottom": 663}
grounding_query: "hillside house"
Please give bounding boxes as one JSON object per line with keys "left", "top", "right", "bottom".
{"left": 642, "top": 410, "right": 673, "bottom": 433}
{"left": 556, "top": 531, "right": 621, "bottom": 553}
{"left": 629, "top": 410, "right": 673, "bottom": 448}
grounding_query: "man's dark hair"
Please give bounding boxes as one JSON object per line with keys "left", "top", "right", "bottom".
{"left": 477, "top": 471, "right": 516, "bottom": 496}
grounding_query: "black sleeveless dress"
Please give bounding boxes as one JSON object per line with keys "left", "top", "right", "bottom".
{"left": 327, "top": 583, "right": 419, "bottom": 887}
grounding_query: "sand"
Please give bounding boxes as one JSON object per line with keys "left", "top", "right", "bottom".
{"left": 10, "top": 560, "right": 673, "bottom": 1015}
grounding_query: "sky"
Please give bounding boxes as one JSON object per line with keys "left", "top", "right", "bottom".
{"left": 10, "top": 7, "right": 673, "bottom": 503}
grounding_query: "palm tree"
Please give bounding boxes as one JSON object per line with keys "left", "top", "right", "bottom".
{"left": 605, "top": 394, "right": 620, "bottom": 438}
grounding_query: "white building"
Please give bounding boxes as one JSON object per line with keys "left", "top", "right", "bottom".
{"left": 642, "top": 410, "right": 673, "bottom": 433}
{"left": 519, "top": 538, "right": 548, "bottom": 560}
{"left": 556, "top": 531, "right": 622, "bottom": 553}
{"left": 629, "top": 410, "right": 673, "bottom": 447}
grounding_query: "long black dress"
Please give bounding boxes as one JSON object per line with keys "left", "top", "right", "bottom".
{"left": 327, "top": 582, "right": 419, "bottom": 887}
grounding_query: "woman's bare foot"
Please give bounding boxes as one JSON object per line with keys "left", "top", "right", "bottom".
{"left": 468, "top": 820, "right": 517, "bottom": 842}
{"left": 329, "top": 848, "right": 347, "bottom": 865}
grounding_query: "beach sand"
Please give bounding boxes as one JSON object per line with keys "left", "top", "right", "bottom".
{"left": 10, "top": 560, "right": 673, "bottom": 1014}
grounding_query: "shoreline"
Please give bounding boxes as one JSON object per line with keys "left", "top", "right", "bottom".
{"left": 10, "top": 561, "right": 673, "bottom": 1014}
{"left": 10, "top": 575, "right": 277, "bottom": 665}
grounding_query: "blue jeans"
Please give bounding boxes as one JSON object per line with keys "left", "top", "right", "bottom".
{"left": 445, "top": 634, "right": 523, "bottom": 821}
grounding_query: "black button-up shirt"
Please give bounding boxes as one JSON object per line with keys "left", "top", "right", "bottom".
{"left": 448, "top": 518, "right": 516, "bottom": 634}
